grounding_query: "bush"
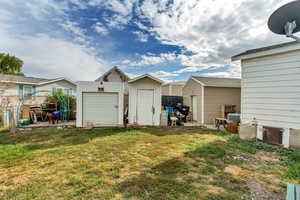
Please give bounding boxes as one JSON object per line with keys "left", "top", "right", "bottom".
{"left": 45, "top": 90, "right": 76, "bottom": 119}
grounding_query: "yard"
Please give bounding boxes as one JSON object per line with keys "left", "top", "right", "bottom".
{"left": 0, "top": 127, "right": 299, "bottom": 200}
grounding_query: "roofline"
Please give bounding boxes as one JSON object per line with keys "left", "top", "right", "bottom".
{"left": 191, "top": 77, "right": 205, "bottom": 86}
{"left": 0, "top": 77, "right": 76, "bottom": 86}
{"left": 192, "top": 76, "right": 241, "bottom": 80}
{"left": 128, "top": 74, "right": 164, "bottom": 84}
{"left": 95, "top": 66, "right": 130, "bottom": 82}
{"left": 183, "top": 76, "right": 204, "bottom": 89}
{"left": 0, "top": 80, "right": 37, "bottom": 85}
{"left": 38, "top": 78, "right": 77, "bottom": 86}
{"left": 231, "top": 41, "right": 300, "bottom": 61}
{"left": 183, "top": 76, "right": 241, "bottom": 89}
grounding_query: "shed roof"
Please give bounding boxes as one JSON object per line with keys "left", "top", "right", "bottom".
{"left": 231, "top": 41, "right": 300, "bottom": 61}
{"left": 191, "top": 76, "right": 241, "bottom": 88}
{"left": 128, "top": 74, "right": 164, "bottom": 84}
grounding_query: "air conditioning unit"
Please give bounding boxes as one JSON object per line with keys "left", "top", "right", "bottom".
{"left": 227, "top": 113, "right": 240, "bottom": 123}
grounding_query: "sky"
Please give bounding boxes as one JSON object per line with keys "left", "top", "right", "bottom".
{"left": 0, "top": 0, "right": 294, "bottom": 82}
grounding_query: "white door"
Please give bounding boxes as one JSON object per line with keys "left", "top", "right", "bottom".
{"left": 137, "top": 89, "right": 154, "bottom": 125}
{"left": 82, "top": 92, "right": 118, "bottom": 126}
{"left": 192, "top": 96, "right": 197, "bottom": 121}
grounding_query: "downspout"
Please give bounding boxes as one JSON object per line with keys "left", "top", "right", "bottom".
{"left": 201, "top": 86, "right": 204, "bottom": 124}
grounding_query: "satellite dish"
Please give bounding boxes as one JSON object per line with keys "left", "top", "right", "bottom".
{"left": 268, "top": 0, "right": 300, "bottom": 42}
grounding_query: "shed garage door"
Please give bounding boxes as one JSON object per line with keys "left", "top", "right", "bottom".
{"left": 82, "top": 92, "right": 118, "bottom": 126}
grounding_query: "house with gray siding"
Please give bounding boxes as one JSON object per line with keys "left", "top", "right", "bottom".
{"left": 0, "top": 74, "right": 76, "bottom": 109}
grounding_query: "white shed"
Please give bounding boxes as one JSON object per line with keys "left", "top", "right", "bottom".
{"left": 128, "top": 74, "right": 163, "bottom": 126}
{"left": 232, "top": 41, "right": 300, "bottom": 148}
{"left": 76, "top": 81, "right": 124, "bottom": 127}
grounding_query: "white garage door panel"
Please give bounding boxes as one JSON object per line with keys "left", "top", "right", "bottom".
{"left": 83, "top": 93, "right": 118, "bottom": 125}
{"left": 137, "top": 89, "right": 154, "bottom": 125}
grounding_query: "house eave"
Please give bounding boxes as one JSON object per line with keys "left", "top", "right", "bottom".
{"left": 232, "top": 41, "right": 300, "bottom": 61}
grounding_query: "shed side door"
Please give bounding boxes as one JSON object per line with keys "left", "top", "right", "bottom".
{"left": 137, "top": 89, "right": 154, "bottom": 125}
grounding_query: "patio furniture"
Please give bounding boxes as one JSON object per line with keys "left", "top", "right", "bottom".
{"left": 170, "top": 117, "right": 177, "bottom": 126}
{"left": 215, "top": 118, "right": 227, "bottom": 129}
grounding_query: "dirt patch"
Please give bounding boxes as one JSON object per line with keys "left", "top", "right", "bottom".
{"left": 256, "top": 151, "right": 280, "bottom": 163}
{"left": 224, "top": 165, "right": 242, "bottom": 176}
{"left": 246, "top": 179, "right": 284, "bottom": 200}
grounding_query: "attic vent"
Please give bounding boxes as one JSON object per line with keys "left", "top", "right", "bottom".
{"left": 263, "top": 126, "right": 283, "bottom": 145}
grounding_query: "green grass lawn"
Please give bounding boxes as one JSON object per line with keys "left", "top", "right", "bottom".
{"left": 0, "top": 127, "right": 299, "bottom": 200}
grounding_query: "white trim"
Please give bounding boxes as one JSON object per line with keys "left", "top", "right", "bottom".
{"left": 38, "top": 78, "right": 76, "bottom": 86}
{"left": 201, "top": 85, "right": 204, "bottom": 124}
{"left": 283, "top": 128, "right": 290, "bottom": 148}
{"left": 232, "top": 42, "right": 300, "bottom": 61}
{"left": 191, "top": 77, "right": 205, "bottom": 86}
{"left": 0, "top": 80, "right": 36, "bottom": 85}
{"left": 0, "top": 77, "right": 76, "bottom": 86}
{"left": 128, "top": 74, "right": 164, "bottom": 84}
{"left": 183, "top": 76, "right": 204, "bottom": 90}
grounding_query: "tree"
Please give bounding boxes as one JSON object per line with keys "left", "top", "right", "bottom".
{"left": 0, "top": 53, "right": 24, "bottom": 76}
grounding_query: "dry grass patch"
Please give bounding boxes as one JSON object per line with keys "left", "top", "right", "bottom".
{"left": 0, "top": 127, "right": 298, "bottom": 200}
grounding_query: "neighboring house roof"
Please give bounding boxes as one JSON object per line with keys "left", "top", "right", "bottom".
{"left": 231, "top": 41, "right": 300, "bottom": 61}
{"left": 95, "top": 66, "right": 130, "bottom": 82}
{"left": 190, "top": 76, "right": 241, "bottom": 88}
{"left": 0, "top": 74, "right": 76, "bottom": 86}
{"left": 128, "top": 74, "right": 164, "bottom": 84}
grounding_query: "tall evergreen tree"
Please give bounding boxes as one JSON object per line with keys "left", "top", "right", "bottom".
{"left": 0, "top": 53, "right": 24, "bottom": 76}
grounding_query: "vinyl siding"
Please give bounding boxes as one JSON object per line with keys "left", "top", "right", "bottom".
{"left": 182, "top": 78, "right": 203, "bottom": 123}
{"left": 161, "top": 85, "right": 170, "bottom": 96}
{"left": 96, "top": 71, "right": 128, "bottom": 94}
{"left": 162, "top": 84, "right": 183, "bottom": 96}
{"left": 170, "top": 85, "right": 183, "bottom": 96}
{"left": 241, "top": 50, "right": 300, "bottom": 129}
{"left": 0, "top": 80, "right": 76, "bottom": 107}
{"left": 204, "top": 87, "right": 241, "bottom": 124}
{"left": 38, "top": 80, "right": 76, "bottom": 95}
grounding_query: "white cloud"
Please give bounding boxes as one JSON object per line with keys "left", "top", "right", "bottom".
{"left": 133, "top": 31, "right": 148, "bottom": 42}
{"left": 134, "top": 0, "right": 293, "bottom": 77}
{"left": 94, "top": 22, "right": 109, "bottom": 36}
{"left": 125, "top": 52, "right": 178, "bottom": 66}
{"left": 24, "top": 0, "right": 69, "bottom": 20}
{"left": 0, "top": 32, "right": 107, "bottom": 81}
{"left": 61, "top": 20, "right": 87, "bottom": 43}
{"left": 150, "top": 70, "right": 178, "bottom": 78}
{"left": 0, "top": 0, "right": 108, "bottom": 81}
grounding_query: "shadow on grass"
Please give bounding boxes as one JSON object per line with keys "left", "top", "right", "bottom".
{"left": 0, "top": 128, "right": 135, "bottom": 150}
{"left": 141, "top": 126, "right": 228, "bottom": 137}
{"left": 116, "top": 141, "right": 249, "bottom": 200}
